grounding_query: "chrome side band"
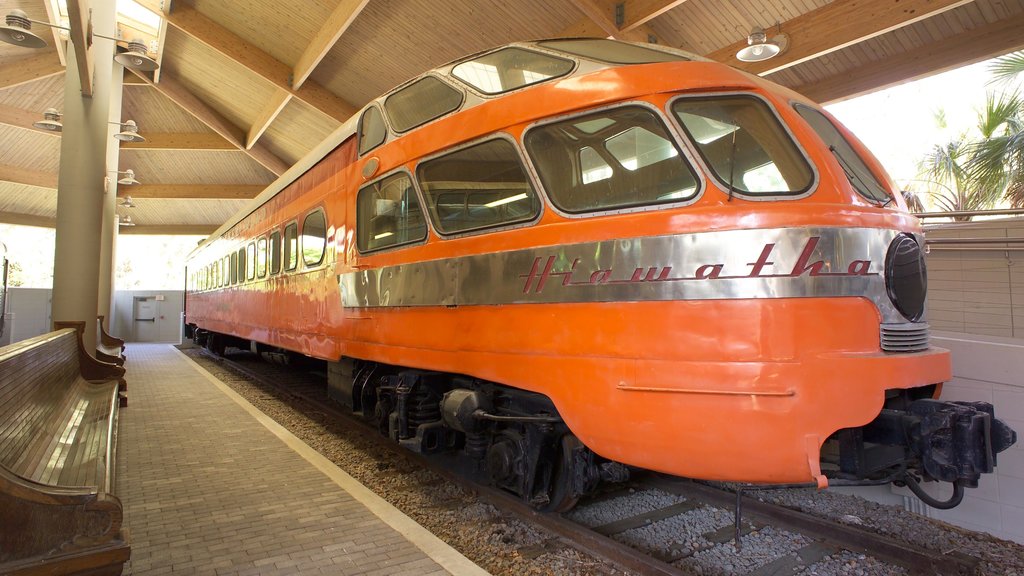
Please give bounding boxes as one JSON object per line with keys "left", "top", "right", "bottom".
{"left": 340, "top": 227, "right": 910, "bottom": 323}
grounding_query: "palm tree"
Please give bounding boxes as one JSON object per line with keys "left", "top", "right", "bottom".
{"left": 989, "top": 51, "right": 1024, "bottom": 85}
{"left": 964, "top": 91, "right": 1024, "bottom": 207}
{"left": 919, "top": 139, "right": 1001, "bottom": 220}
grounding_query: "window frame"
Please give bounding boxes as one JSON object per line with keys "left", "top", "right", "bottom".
{"left": 667, "top": 92, "right": 818, "bottom": 202}
{"left": 383, "top": 73, "right": 466, "bottom": 134}
{"left": 448, "top": 47, "right": 576, "bottom": 98}
{"left": 256, "top": 236, "right": 268, "bottom": 278}
{"left": 522, "top": 100, "right": 705, "bottom": 219}
{"left": 230, "top": 251, "right": 238, "bottom": 285}
{"left": 414, "top": 133, "right": 544, "bottom": 239}
{"left": 269, "top": 230, "right": 282, "bottom": 275}
{"left": 357, "top": 104, "right": 389, "bottom": 157}
{"left": 300, "top": 208, "right": 329, "bottom": 268}
{"left": 355, "top": 168, "right": 430, "bottom": 255}
{"left": 283, "top": 221, "right": 299, "bottom": 272}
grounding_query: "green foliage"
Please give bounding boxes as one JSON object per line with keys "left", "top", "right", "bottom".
{"left": 988, "top": 51, "right": 1024, "bottom": 85}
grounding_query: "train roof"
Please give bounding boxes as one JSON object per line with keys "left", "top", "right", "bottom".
{"left": 191, "top": 38, "right": 710, "bottom": 257}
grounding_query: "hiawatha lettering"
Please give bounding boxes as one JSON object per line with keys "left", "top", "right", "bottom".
{"left": 520, "top": 236, "right": 875, "bottom": 294}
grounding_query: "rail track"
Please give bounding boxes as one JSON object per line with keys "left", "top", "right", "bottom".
{"left": 194, "top": 348, "right": 982, "bottom": 576}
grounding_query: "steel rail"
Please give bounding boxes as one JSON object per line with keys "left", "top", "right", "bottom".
{"left": 914, "top": 208, "right": 1024, "bottom": 219}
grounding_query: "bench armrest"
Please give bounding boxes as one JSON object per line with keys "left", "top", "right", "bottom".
{"left": 54, "top": 321, "right": 126, "bottom": 382}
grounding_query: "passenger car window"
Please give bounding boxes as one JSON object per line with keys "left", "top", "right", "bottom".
{"left": 384, "top": 76, "right": 463, "bottom": 132}
{"left": 222, "top": 256, "right": 229, "bottom": 286}
{"left": 230, "top": 252, "right": 237, "bottom": 284}
{"left": 357, "top": 173, "right": 427, "bottom": 252}
{"left": 358, "top": 105, "right": 387, "bottom": 155}
{"left": 417, "top": 139, "right": 540, "bottom": 234}
{"left": 452, "top": 47, "right": 573, "bottom": 95}
{"left": 269, "top": 230, "right": 281, "bottom": 275}
{"left": 672, "top": 95, "right": 813, "bottom": 196}
{"left": 794, "top": 104, "right": 890, "bottom": 203}
{"left": 284, "top": 222, "right": 298, "bottom": 271}
{"left": 257, "top": 237, "right": 268, "bottom": 278}
{"left": 302, "top": 210, "right": 327, "bottom": 267}
{"left": 246, "top": 243, "right": 255, "bottom": 280}
{"left": 525, "top": 106, "right": 700, "bottom": 213}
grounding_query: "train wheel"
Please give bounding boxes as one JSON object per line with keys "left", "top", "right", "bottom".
{"left": 542, "top": 434, "right": 584, "bottom": 513}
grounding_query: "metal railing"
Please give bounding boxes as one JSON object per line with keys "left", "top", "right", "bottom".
{"left": 913, "top": 208, "right": 1024, "bottom": 219}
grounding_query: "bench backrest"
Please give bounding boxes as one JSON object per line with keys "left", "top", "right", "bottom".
{"left": 0, "top": 330, "right": 81, "bottom": 474}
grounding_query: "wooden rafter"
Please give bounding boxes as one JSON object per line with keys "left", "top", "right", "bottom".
{"left": 129, "top": 69, "right": 289, "bottom": 176}
{"left": 65, "top": 0, "right": 93, "bottom": 96}
{"left": 42, "top": 0, "right": 67, "bottom": 67}
{"left": 617, "top": 0, "right": 688, "bottom": 33}
{"left": 0, "top": 165, "right": 58, "bottom": 189}
{"left": 0, "top": 52, "right": 64, "bottom": 91}
{"left": 0, "top": 212, "right": 56, "bottom": 228}
{"left": 292, "top": 0, "right": 369, "bottom": 90}
{"left": 247, "top": 89, "right": 292, "bottom": 150}
{"left": 164, "top": 3, "right": 357, "bottom": 123}
{"left": 120, "top": 132, "right": 235, "bottom": 150}
{"left": 793, "top": 10, "right": 1024, "bottom": 105}
{"left": 0, "top": 104, "right": 61, "bottom": 137}
{"left": 707, "top": 0, "right": 974, "bottom": 76}
{"left": 119, "top": 184, "right": 262, "bottom": 199}
{"left": 120, "top": 224, "right": 217, "bottom": 235}
{"left": 563, "top": 0, "right": 684, "bottom": 41}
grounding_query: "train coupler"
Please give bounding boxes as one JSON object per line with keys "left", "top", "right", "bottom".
{"left": 909, "top": 399, "right": 1016, "bottom": 487}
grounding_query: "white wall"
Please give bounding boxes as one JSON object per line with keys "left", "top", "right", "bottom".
{"left": 837, "top": 332, "right": 1024, "bottom": 544}
{"left": 4, "top": 288, "right": 52, "bottom": 344}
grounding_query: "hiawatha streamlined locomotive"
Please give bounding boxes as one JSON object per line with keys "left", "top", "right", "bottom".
{"left": 185, "top": 39, "right": 1015, "bottom": 511}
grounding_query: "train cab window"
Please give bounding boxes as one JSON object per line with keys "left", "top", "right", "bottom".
{"left": 538, "top": 38, "right": 688, "bottom": 65}
{"left": 357, "top": 172, "right": 427, "bottom": 252}
{"left": 269, "top": 230, "right": 282, "bottom": 275}
{"left": 672, "top": 95, "right": 813, "bottom": 196}
{"left": 418, "top": 139, "right": 540, "bottom": 234}
{"left": 525, "top": 106, "right": 700, "bottom": 213}
{"left": 284, "top": 222, "right": 298, "bottom": 271}
{"left": 230, "top": 252, "right": 238, "bottom": 284}
{"left": 384, "top": 76, "right": 463, "bottom": 132}
{"left": 246, "top": 243, "right": 256, "bottom": 280}
{"left": 793, "top": 104, "right": 890, "bottom": 203}
{"left": 358, "top": 105, "right": 387, "bottom": 155}
{"left": 301, "top": 210, "right": 327, "bottom": 267}
{"left": 451, "top": 48, "right": 573, "bottom": 95}
{"left": 257, "top": 237, "right": 268, "bottom": 277}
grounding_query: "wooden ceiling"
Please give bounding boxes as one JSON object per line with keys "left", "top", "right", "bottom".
{"left": 1, "top": 0, "right": 1023, "bottom": 235}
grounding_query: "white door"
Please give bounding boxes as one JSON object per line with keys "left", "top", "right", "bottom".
{"left": 133, "top": 297, "right": 158, "bottom": 342}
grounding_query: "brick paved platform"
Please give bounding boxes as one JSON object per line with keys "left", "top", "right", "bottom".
{"left": 116, "top": 343, "right": 489, "bottom": 576}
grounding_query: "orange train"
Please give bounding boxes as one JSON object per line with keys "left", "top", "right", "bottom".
{"left": 185, "top": 38, "right": 1015, "bottom": 510}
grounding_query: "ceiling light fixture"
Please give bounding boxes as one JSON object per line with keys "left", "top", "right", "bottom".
{"left": 119, "top": 195, "right": 136, "bottom": 208}
{"left": 736, "top": 26, "right": 789, "bottom": 63}
{"left": 32, "top": 108, "right": 63, "bottom": 132}
{"left": 118, "top": 215, "right": 135, "bottom": 227}
{"left": 110, "top": 120, "right": 145, "bottom": 143}
{"left": 0, "top": 9, "right": 48, "bottom": 48}
{"left": 0, "top": 11, "right": 160, "bottom": 71}
{"left": 110, "top": 169, "right": 140, "bottom": 185}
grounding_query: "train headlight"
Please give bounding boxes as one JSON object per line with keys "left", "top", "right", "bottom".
{"left": 885, "top": 234, "right": 927, "bottom": 322}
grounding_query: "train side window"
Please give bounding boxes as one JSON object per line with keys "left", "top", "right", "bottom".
{"left": 237, "top": 248, "right": 246, "bottom": 283}
{"left": 356, "top": 172, "right": 427, "bottom": 252}
{"left": 525, "top": 105, "right": 700, "bottom": 213}
{"left": 301, "top": 210, "right": 327, "bottom": 267}
{"left": 671, "top": 95, "right": 814, "bottom": 196}
{"left": 222, "top": 256, "right": 230, "bottom": 286}
{"left": 257, "top": 237, "right": 268, "bottom": 278}
{"left": 269, "top": 230, "right": 282, "bottom": 275}
{"left": 793, "top": 104, "right": 890, "bottom": 203}
{"left": 417, "top": 138, "right": 540, "bottom": 234}
{"left": 284, "top": 222, "right": 298, "bottom": 271}
{"left": 358, "top": 105, "right": 387, "bottom": 155}
{"left": 230, "top": 252, "right": 237, "bottom": 284}
{"left": 212, "top": 262, "right": 218, "bottom": 289}
{"left": 384, "top": 75, "right": 463, "bottom": 132}
{"left": 246, "top": 243, "right": 256, "bottom": 280}
{"left": 451, "top": 47, "right": 573, "bottom": 95}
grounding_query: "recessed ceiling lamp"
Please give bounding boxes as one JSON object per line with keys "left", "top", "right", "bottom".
{"left": 110, "top": 120, "right": 145, "bottom": 143}
{"left": 118, "top": 215, "right": 136, "bottom": 227}
{"left": 33, "top": 108, "right": 63, "bottom": 132}
{"left": 0, "top": 9, "right": 48, "bottom": 48}
{"left": 110, "top": 169, "right": 140, "bottom": 185}
{"left": 114, "top": 38, "right": 159, "bottom": 72}
{"left": 120, "top": 195, "right": 136, "bottom": 208}
{"left": 736, "top": 26, "right": 789, "bottom": 63}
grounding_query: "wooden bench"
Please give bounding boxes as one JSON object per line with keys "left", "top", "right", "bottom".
{"left": 96, "top": 316, "right": 126, "bottom": 367}
{"left": 0, "top": 322, "right": 130, "bottom": 575}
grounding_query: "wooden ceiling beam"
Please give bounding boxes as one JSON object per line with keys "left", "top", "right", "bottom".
{"left": 563, "top": 0, "right": 683, "bottom": 41}
{"left": 792, "top": 10, "right": 1024, "bottom": 105}
{"left": 120, "top": 132, "right": 235, "bottom": 150}
{"left": 0, "top": 52, "right": 64, "bottom": 91}
{"left": 0, "top": 104, "right": 61, "bottom": 137}
{"left": 567, "top": 0, "right": 620, "bottom": 37}
{"left": 129, "top": 69, "right": 289, "bottom": 176}
{"left": 0, "top": 212, "right": 56, "bottom": 229}
{"left": 120, "top": 224, "right": 217, "bottom": 235}
{"left": 707, "top": 0, "right": 974, "bottom": 76}
{"left": 65, "top": 0, "right": 93, "bottom": 96}
{"left": 42, "top": 0, "right": 67, "bottom": 67}
{"left": 618, "top": 0, "right": 689, "bottom": 33}
{"left": 247, "top": 90, "right": 292, "bottom": 150}
{"left": 165, "top": 3, "right": 357, "bottom": 122}
{"left": 0, "top": 165, "right": 58, "bottom": 189}
{"left": 120, "top": 184, "right": 262, "bottom": 199}
{"left": 292, "top": 0, "right": 369, "bottom": 90}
